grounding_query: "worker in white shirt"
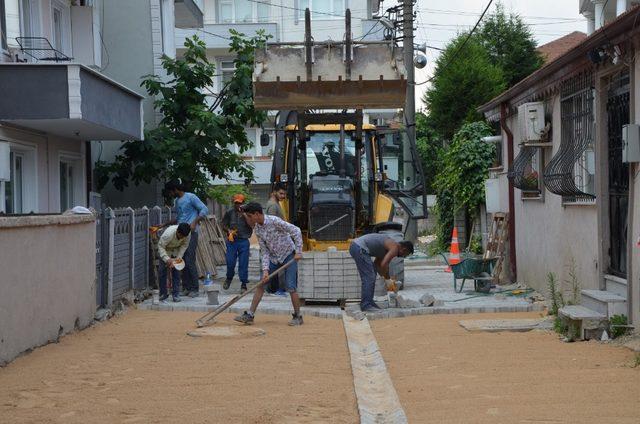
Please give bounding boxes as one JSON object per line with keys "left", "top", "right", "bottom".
{"left": 157, "top": 223, "right": 191, "bottom": 302}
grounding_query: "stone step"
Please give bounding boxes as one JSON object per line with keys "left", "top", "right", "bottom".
{"left": 559, "top": 305, "right": 605, "bottom": 321}
{"left": 581, "top": 289, "right": 627, "bottom": 318}
{"left": 604, "top": 274, "right": 628, "bottom": 297}
{"left": 558, "top": 305, "right": 607, "bottom": 341}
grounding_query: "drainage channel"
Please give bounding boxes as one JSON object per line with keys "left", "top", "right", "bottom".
{"left": 342, "top": 311, "right": 408, "bottom": 424}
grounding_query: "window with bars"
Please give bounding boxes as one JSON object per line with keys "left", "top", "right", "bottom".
{"left": 543, "top": 71, "right": 596, "bottom": 202}
{"left": 508, "top": 146, "right": 544, "bottom": 198}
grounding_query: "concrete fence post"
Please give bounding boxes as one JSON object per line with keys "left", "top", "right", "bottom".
{"left": 151, "top": 206, "right": 162, "bottom": 227}
{"left": 127, "top": 207, "right": 135, "bottom": 291}
{"left": 165, "top": 206, "right": 172, "bottom": 222}
{"left": 142, "top": 206, "right": 150, "bottom": 290}
{"left": 105, "top": 208, "right": 115, "bottom": 306}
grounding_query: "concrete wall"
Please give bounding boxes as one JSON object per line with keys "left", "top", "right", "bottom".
{"left": 492, "top": 95, "right": 599, "bottom": 296}
{"left": 0, "top": 215, "right": 96, "bottom": 366}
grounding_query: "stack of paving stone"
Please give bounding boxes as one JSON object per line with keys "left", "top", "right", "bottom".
{"left": 298, "top": 250, "right": 385, "bottom": 300}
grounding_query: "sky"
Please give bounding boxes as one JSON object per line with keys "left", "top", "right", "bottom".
{"left": 403, "top": 0, "right": 587, "bottom": 109}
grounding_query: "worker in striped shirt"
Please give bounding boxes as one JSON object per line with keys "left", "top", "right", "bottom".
{"left": 234, "top": 202, "right": 304, "bottom": 326}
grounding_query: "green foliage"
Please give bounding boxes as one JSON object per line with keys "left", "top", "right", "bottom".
{"left": 547, "top": 272, "right": 565, "bottom": 316}
{"left": 609, "top": 315, "right": 630, "bottom": 339}
{"left": 424, "top": 35, "right": 505, "bottom": 140}
{"left": 553, "top": 316, "right": 568, "bottom": 335}
{"left": 95, "top": 31, "right": 270, "bottom": 198}
{"left": 430, "top": 122, "right": 495, "bottom": 251}
{"left": 207, "top": 184, "right": 254, "bottom": 206}
{"left": 415, "top": 112, "right": 443, "bottom": 193}
{"left": 468, "top": 233, "right": 483, "bottom": 255}
{"left": 565, "top": 257, "right": 580, "bottom": 306}
{"left": 477, "top": 3, "right": 543, "bottom": 87}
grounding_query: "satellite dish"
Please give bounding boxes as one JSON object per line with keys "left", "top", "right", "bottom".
{"left": 414, "top": 54, "right": 427, "bottom": 69}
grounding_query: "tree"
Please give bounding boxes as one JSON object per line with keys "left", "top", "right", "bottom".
{"left": 432, "top": 122, "right": 495, "bottom": 252}
{"left": 478, "top": 3, "right": 543, "bottom": 88}
{"left": 423, "top": 35, "right": 505, "bottom": 141}
{"left": 95, "top": 31, "right": 269, "bottom": 198}
{"left": 415, "top": 112, "right": 442, "bottom": 193}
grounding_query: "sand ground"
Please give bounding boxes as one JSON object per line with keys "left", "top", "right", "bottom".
{"left": 0, "top": 310, "right": 357, "bottom": 424}
{"left": 2, "top": 309, "right": 640, "bottom": 424}
{"left": 371, "top": 312, "right": 640, "bottom": 424}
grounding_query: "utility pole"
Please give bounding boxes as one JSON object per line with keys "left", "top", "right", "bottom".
{"left": 402, "top": 0, "right": 417, "bottom": 241}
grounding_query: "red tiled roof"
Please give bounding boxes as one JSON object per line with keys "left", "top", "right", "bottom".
{"left": 537, "top": 31, "right": 588, "bottom": 63}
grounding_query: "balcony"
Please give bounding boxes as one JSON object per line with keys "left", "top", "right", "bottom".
{"left": 0, "top": 64, "right": 143, "bottom": 140}
{"left": 175, "top": 0, "right": 204, "bottom": 28}
{"left": 175, "top": 22, "right": 278, "bottom": 51}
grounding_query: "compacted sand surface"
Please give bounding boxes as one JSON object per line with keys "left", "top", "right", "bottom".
{"left": 0, "top": 310, "right": 357, "bottom": 424}
{"left": 372, "top": 312, "right": 640, "bottom": 424}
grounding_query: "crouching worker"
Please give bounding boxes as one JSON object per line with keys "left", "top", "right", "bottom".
{"left": 157, "top": 223, "right": 192, "bottom": 302}
{"left": 234, "top": 202, "right": 304, "bottom": 326}
{"left": 349, "top": 233, "right": 414, "bottom": 311}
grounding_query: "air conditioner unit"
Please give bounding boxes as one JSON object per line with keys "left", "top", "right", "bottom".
{"left": 517, "top": 102, "right": 546, "bottom": 142}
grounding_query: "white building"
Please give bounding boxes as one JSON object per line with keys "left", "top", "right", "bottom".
{"left": 0, "top": 0, "right": 145, "bottom": 214}
{"left": 175, "top": 0, "right": 389, "bottom": 201}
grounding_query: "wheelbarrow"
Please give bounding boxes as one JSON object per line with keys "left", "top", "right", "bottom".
{"left": 440, "top": 254, "right": 498, "bottom": 293}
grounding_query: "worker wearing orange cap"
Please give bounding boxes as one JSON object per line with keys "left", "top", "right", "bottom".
{"left": 221, "top": 193, "right": 253, "bottom": 292}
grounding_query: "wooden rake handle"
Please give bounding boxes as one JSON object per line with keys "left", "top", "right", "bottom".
{"left": 195, "top": 259, "right": 296, "bottom": 327}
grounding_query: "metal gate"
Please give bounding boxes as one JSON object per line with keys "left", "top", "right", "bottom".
{"left": 606, "top": 71, "right": 630, "bottom": 278}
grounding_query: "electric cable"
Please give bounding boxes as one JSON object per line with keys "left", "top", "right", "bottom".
{"left": 410, "top": 0, "right": 495, "bottom": 86}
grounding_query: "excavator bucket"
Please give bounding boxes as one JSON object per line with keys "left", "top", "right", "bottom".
{"left": 252, "top": 9, "right": 407, "bottom": 110}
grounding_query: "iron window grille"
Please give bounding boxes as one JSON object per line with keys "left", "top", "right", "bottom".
{"left": 543, "top": 71, "right": 596, "bottom": 202}
{"left": 508, "top": 146, "right": 543, "bottom": 197}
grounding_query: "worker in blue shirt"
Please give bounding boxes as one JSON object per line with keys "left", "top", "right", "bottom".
{"left": 162, "top": 180, "right": 209, "bottom": 298}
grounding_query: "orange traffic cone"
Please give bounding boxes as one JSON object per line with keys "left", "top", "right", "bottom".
{"left": 445, "top": 227, "right": 461, "bottom": 273}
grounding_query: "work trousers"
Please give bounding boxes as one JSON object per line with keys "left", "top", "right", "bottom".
{"left": 225, "top": 238, "right": 250, "bottom": 284}
{"left": 181, "top": 231, "right": 199, "bottom": 291}
{"left": 159, "top": 262, "right": 181, "bottom": 297}
{"left": 349, "top": 242, "right": 376, "bottom": 308}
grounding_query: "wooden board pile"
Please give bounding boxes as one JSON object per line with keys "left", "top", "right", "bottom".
{"left": 196, "top": 216, "right": 227, "bottom": 277}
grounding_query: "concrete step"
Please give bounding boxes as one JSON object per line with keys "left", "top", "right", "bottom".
{"left": 558, "top": 305, "right": 607, "bottom": 341}
{"left": 605, "top": 274, "right": 628, "bottom": 297}
{"left": 581, "top": 289, "right": 626, "bottom": 318}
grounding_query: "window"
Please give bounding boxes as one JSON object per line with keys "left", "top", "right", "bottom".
{"left": 59, "top": 153, "right": 82, "bottom": 212}
{"left": 217, "top": 0, "right": 270, "bottom": 23}
{"left": 219, "top": 59, "right": 235, "bottom": 88}
{"left": 20, "top": 0, "right": 39, "bottom": 39}
{"left": 543, "top": 71, "right": 596, "bottom": 201}
{"left": 5, "top": 152, "right": 24, "bottom": 213}
{"left": 2, "top": 144, "right": 36, "bottom": 214}
{"left": 51, "top": 0, "right": 70, "bottom": 55}
{"left": 299, "top": 0, "right": 344, "bottom": 19}
{"left": 59, "top": 161, "right": 75, "bottom": 211}
{"left": 52, "top": 7, "right": 63, "bottom": 51}
{"left": 0, "top": 0, "right": 7, "bottom": 50}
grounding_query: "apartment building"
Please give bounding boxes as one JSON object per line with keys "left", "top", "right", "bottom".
{"left": 0, "top": 0, "right": 144, "bottom": 214}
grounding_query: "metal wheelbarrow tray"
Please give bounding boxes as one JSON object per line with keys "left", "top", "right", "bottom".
{"left": 441, "top": 254, "right": 499, "bottom": 293}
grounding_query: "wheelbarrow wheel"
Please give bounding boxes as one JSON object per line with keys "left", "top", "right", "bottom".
{"left": 475, "top": 272, "right": 492, "bottom": 293}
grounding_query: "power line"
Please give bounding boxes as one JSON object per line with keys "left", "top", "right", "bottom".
{"left": 411, "top": 0, "right": 495, "bottom": 86}
{"left": 418, "top": 7, "right": 586, "bottom": 21}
